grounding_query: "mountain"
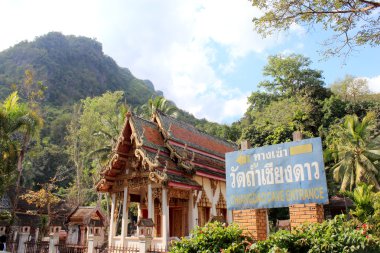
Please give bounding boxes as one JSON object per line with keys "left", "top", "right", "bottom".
{"left": 0, "top": 32, "right": 161, "bottom": 106}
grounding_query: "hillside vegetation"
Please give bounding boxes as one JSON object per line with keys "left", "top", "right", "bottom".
{"left": 0, "top": 32, "right": 161, "bottom": 105}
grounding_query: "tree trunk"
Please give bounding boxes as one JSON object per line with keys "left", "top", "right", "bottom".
{"left": 12, "top": 134, "right": 30, "bottom": 221}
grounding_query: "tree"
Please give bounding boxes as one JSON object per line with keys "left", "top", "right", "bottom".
{"left": 258, "top": 54, "right": 327, "bottom": 99}
{"left": 0, "top": 92, "right": 24, "bottom": 194}
{"left": 242, "top": 96, "right": 315, "bottom": 146}
{"left": 331, "top": 75, "right": 371, "bottom": 103}
{"left": 136, "top": 96, "right": 178, "bottom": 119}
{"left": 240, "top": 54, "right": 330, "bottom": 146}
{"left": 65, "top": 91, "right": 127, "bottom": 206}
{"left": 20, "top": 180, "right": 61, "bottom": 228}
{"left": 251, "top": 0, "right": 380, "bottom": 57}
{"left": 326, "top": 112, "right": 380, "bottom": 191}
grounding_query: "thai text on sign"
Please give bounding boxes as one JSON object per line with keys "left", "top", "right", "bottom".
{"left": 225, "top": 137, "right": 329, "bottom": 210}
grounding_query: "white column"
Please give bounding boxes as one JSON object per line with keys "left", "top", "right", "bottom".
{"left": 137, "top": 203, "right": 142, "bottom": 219}
{"left": 188, "top": 192, "right": 194, "bottom": 232}
{"left": 147, "top": 184, "right": 153, "bottom": 219}
{"left": 161, "top": 188, "right": 169, "bottom": 249}
{"left": 193, "top": 191, "right": 200, "bottom": 227}
{"left": 87, "top": 234, "right": 94, "bottom": 253}
{"left": 108, "top": 193, "right": 116, "bottom": 246}
{"left": 121, "top": 187, "right": 128, "bottom": 246}
{"left": 211, "top": 190, "right": 217, "bottom": 217}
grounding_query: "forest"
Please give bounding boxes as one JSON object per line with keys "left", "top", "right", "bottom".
{"left": 0, "top": 32, "right": 379, "bottom": 226}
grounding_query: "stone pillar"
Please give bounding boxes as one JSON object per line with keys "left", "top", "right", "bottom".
{"left": 87, "top": 234, "right": 94, "bottom": 253}
{"left": 121, "top": 187, "right": 129, "bottom": 247}
{"left": 232, "top": 209, "right": 267, "bottom": 241}
{"left": 17, "top": 232, "right": 29, "bottom": 253}
{"left": 34, "top": 228, "right": 39, "bottom": 242}
{"left": 108, "top": 193, "right": 116, "bottom": 245}
{"left": 289, "top": 204, "right": 324, "bottom": 229}
{"left": 138, "top": 235, "right": 153, "bottom": 253}
{"left": 48, "top": 233, "right": 59, "bottom": 253}
{"left": 289, "top": 131, "right": 324, "bottom": 229}
{"left": 161, "top": 188, "right": 169, "bottom": 249}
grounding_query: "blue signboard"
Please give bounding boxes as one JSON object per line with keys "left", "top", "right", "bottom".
{"left": 225, "top": 137, "right": 329, "bottom": 210}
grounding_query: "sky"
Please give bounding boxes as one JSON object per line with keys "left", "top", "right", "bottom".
{"left": 0, "top": 0, "right": 379, "bottom": 124}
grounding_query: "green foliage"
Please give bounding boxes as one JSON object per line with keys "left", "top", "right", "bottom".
{"left": 331, "top": 75, "right": 371, "bottom": 103}
{"left": 241, "top": 54, "right": 328, "bottom": 147}
{"left": 0, "top": 32, "right": 160, "bottom": 107}
{"left": 325, "top": 112, "right": 380, "bottom": 191}
{"left": 258, "top": 54, "right": 325, "bottom": 98}
{"left": 320, "top": 96, "right": 348, "bottom": 127}
{"left": 170, "top": 222, "right": 248, "bottom": 253}
{"left": 0, "top": 91, "right": 42, "bottom": 194}
{"left": 135, "top": 96, "right": 178, "bottom": 119}
{"left": 250, "top": 215, "right": 380, "bottom": 253}
{"left": 0, "top": 210, "right": 12, "bottom": 222}
{"left": 343, "top": 184, "right": 380, "bottom": 224}
{"left": 65, "top": 91, "right": 127, "bottom": 205}
{"left": 250, "top": 0, "right": 380, "bottom": 57}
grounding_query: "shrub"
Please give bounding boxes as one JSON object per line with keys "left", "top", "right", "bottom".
{"left": 250, "top": 215, "right": 380, "bottom": 253}
{"left": 170, "top": 221, "right": 249, "bottom": 253}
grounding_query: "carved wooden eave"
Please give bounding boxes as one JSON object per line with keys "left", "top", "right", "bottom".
{"left": 134, "top": 148, "right": 160, "bottom": 171}
{"left": 149, "top": 169, "right": 168, "bottom": 185}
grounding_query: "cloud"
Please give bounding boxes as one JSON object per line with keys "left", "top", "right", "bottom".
{"left": 365, "top": 75, "right": 380, "bottom": 93}
{"left": 97, "top": 0, "right": 283, "bottom": 123}
{"left": 0, "top": 0, "right": 305, "bottom": 123}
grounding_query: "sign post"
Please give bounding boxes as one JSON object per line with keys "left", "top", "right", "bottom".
{"left": 226, "top": 137, "right": 329, "bottom": 234}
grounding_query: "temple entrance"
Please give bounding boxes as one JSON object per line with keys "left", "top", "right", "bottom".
{"left": 169, "top": 208, "right": 184, "bottom": 237}
{"left": 169, "top": 198, "right": 188, "bottom": 238}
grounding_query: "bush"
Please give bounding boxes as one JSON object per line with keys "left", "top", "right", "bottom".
{"left": 170, "top": 221, "right": 249, "bottom": 253}
{"left": 250, "top": 215, "right": 380, "bottom": 253}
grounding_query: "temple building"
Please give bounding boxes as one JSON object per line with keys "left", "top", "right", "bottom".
{"left": 96, "top": 110, "right": 237, "bottom": 249}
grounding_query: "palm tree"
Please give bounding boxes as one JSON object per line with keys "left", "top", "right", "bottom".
{"left": 0, "top": 92, "right": 22, "bottom": 193}
{"left": 137, "top": 96, "right": 178, "bottom": 119}
{"left": 0, "top": 91, "right": 43, "bottom": 210}
{"left": 327, "top": 112, "right": 380, "bottom": 191}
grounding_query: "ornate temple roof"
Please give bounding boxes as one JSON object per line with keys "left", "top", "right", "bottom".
{"left": 96, "top": 111, "right": 237, "bottom": 192}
